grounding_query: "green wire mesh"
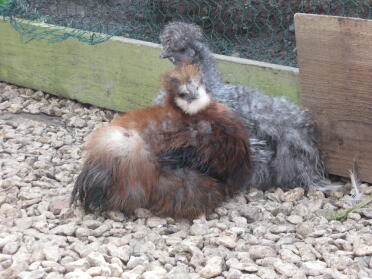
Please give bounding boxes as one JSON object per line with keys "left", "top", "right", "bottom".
{"left": 1, "top": 0, "right": 371, "bottom": 66}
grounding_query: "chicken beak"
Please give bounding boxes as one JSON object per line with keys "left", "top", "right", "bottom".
{"left": 186, "top": 83, "right": 197, "bottom": 94}
{"left": 160, "top": 49, "right": 169, "bottom": 59}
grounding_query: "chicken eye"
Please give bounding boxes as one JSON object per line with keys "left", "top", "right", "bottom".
{"left": 179, "top": 48, "right": 186, "bottom": 52}
{"left": 179, "top": 93, "right": 187, "bottom": 98}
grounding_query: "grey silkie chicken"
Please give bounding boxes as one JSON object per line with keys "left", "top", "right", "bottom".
{"left": 154, "top": 21, "right": 340, "bottom": 191}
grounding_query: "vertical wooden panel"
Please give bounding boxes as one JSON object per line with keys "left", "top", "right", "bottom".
{"left": 295, "top": 13, "right": 372, "bottom": 182}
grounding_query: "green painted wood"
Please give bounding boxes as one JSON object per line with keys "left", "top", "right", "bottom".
{"left": 216, "top": 56, "right": 299, "bottom": 103}
{"left": 0, "top": 19, "right": 299, "bottom": 112}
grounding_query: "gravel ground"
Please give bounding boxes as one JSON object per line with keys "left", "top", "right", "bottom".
{"left": 1, "top": 82, "right": 371, "bottom": 279}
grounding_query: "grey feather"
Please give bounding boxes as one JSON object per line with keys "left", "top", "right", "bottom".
{"left": 155, "top": 21, "right": 341, "bottom": 191}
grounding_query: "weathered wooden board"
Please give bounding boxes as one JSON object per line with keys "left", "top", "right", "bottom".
{"left": 0, "top": 19, "right": 299, "bottom": 112}
{"left": 295, "top": 13, "right": 372, "bottom": 183}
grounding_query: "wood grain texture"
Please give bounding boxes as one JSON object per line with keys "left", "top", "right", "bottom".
{"left": 0, "top": 19, "right": 299, "bottom": 112}
{"left": 295, "top": 13, "right": 372, "bottom": 182}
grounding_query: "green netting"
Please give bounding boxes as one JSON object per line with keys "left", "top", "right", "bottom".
{"left": 1, "top": 0, "right": 371, "bottom": 66}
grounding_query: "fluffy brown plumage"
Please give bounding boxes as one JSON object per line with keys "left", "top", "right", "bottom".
{"left": 71, "top": 65, "right": 251, "bottom": 219}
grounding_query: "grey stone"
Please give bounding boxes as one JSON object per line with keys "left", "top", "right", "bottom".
{"left": 68, "top": 116, "right": 86, "bottom": 128}
{"left": 248, "top": 245, "right": 276, "bottom": 259}
{"left": 0, "top": 203, "right": 21, "bottom": 218}
{"left": 45, "top": 272, "right": 63, "bottom": 279}
{"left": 292, "top": 203, "right": 310, "bottom": 217}
{"left": 291, "top": 270, "right": 307, "bottom": 279}
{"left": 127, "top": 256, "right": 149, "bottom": 269}
{"left": 282, "top": 187, "right": 305, "bottom": 202}
{"left": 296, "top": 243, "right": 317, "bottom": 261}
{"left": 75, "top": 227, "right": 94, "bottom": 238}
{"left": 106, "top": 211, "right": 126, "bottom": 221}
{"left": 279, "top": 249, "right": 301, "bottom": 263}
{"left": 360, "top": 208, "right": 372, "bottom": 218}
{"left": 270, "top": 224, "right": 295, "bottom": 234}
{"left": 273, "top": 260, "right": 300, "bottom": 277}
{"left": 108, "top": 263, "right": 123, "bottom": 277}
{"left": 71, "top": 241, "right": 94, "bottom": 258}
{"left": 190, "top": 249, "right": 205, "bottom": 268}
{"left": 302, "top": 260, "right": 327, "bottom": 276}
{"left": 94, "top": 223, "right": 112, "bottom": 235}
{"left": 226, "top": 269, "right": 243, "bottom": 279}
{"left": 266, "top": 188, "right": 284, "bottom": 202}
{"left": 87, "top": 266, "right": 103, "bottom": 276}
{"left": 327, "top": 255, "right": 353, "bottom": 271}
{"left": 82, "top": 220, "right": 102, "bottom": 230}
{"left": 226, "top": 258, "right": 258, "bottom": 273}
{"left": 134, "top": 208, "right": 152, "bottom": 218}
{"left": 240, "top": 275, "right": 261, "bottom": 279}
{"left": 215, "top": 231, "right": 237, "bottom": 249}
{"left": 257, "top": 267, "right": 278, "bottom": 279}
{"left": 51, "top": 223, "right": 76, "bottom": 236}
{"left": 65, "top": 269, "right": 93, "bottom": 279}
{"left": 147, "top": 216, "right": 167, "bottom": 228}
{"left": 354, "top": 244, "right": 372, "bottom": 256}
{"left": 18, "top": 269, "right": 46, "bottom": 279}
{"left": 296, "top": 221, "right": 315, "bottom": 237}
{"left": 246, "top": 190, "right": 264, "bottom": 202}
{"left": 106, "top": 244, "right": 131, "bottom": 262}
{"left": 190, "top": 223, "right": 208, "bottom": 236}
{"left": 43, "top": 245, "right": 61, "bottom": 262}
{"left": 2, "top": 241, "right": 19, "bottom": 255}
{"left": 14, "top": 217, "right": 33, "bottom": 230}
{"left": 86, "top": 251, "right": 107, "bottom": 266}
{"left": 348, "top": 213, "right": 361, "bottom": 221}
{"left": 121, "top": 265, "right": 145, "bottom": 279}
{"left": 64, "top": 258, "right": 90, "bottom": 272}
{"left": 33, "top": 221, "right": 49, "bottom": 233}
{"left": 239, "top": 206, "right": 263, "bottom": 223}
{"left": 200, "top": 256, "right": 223, "bottom": 278}
{"left": 287, "top": 215, "right": 304, "bottom": 224}
{"left": 41, "top": 261, "right": 65, "bottom": 273}
{"left": 142, "top": 266, "right": 167, "bottom": 279}
{"left": 307, "top": 189, "right": 325, "bottom": 200}
{"left": 132, "top": 241, "right": 156, "bottom": 256}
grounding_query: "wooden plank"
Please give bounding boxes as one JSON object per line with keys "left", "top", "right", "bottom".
{"left": 0, "top": 19, "right": 170, "bottom": 111}
{"left": 216, "top": 55, "right": 299, "bottom": 103}
{"left": 295, "top": 13, "right": 372, "bottom": 183}
{"left": 0, "top": 19, "right": 299, "bottom": 112}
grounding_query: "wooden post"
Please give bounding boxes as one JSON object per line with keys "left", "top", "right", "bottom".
{"left": 295, "top": 13, "right": 372, "bottom": 183}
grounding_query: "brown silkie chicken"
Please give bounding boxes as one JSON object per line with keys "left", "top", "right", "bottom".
{"left": 71, "top": 65, "right": 251, "bottom": 219}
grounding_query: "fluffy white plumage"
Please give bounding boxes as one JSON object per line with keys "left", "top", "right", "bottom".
{"left": 175, "top": 84, "right": 211, "bottom": 115}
